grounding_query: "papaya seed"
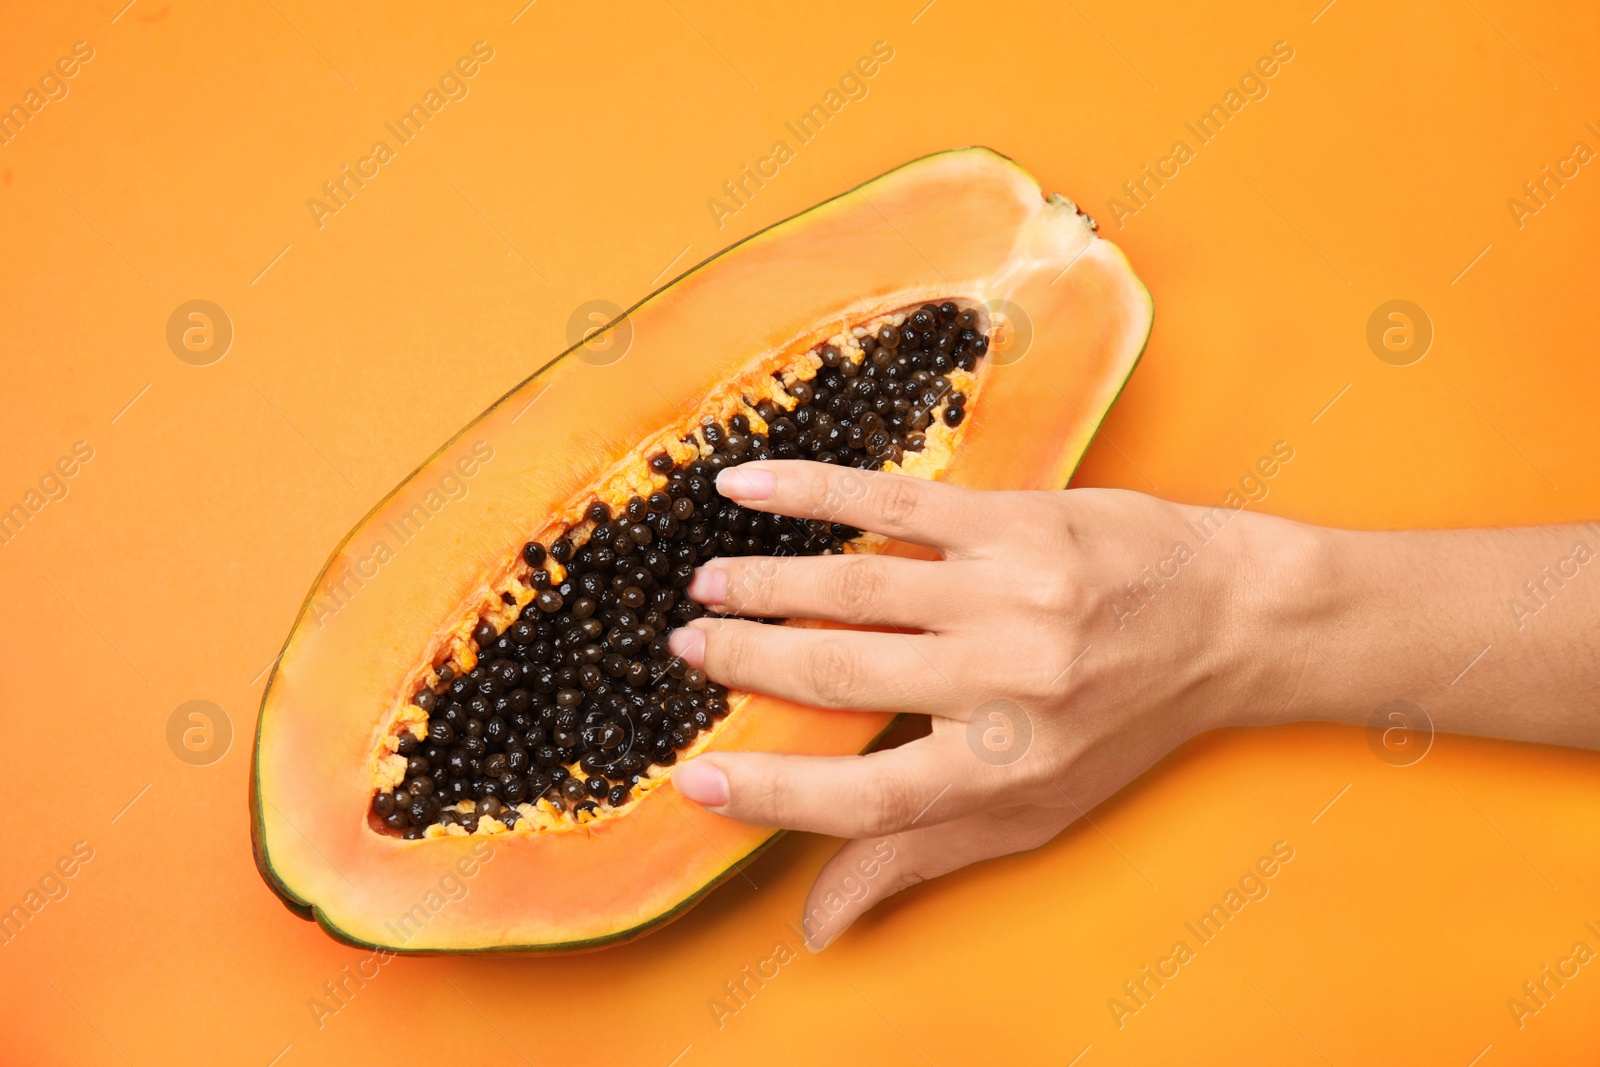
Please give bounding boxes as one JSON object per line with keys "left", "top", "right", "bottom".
{"left": 374, "top": 303, "right": 992, "bottom": 836}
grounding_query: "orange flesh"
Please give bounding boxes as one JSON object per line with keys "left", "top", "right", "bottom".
{"left": 251, "top": 147, "right": 1153, "bottom": 952}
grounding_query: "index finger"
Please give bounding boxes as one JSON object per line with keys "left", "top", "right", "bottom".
{"left": 715, "top": 459, "right": 990, "bottom": 555}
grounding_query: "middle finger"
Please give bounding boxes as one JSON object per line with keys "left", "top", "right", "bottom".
{"left": 687, "top": 553, "right": 963, "bottom": 630}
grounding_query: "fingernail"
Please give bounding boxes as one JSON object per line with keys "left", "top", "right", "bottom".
{"left": 716, "top": 466, "right": 775, "bottom": 501}
{"left": 674, "top": 760, "right": 729, "bottom": 807}
{"left": 667, "top": 626, "right": 706, "bottom": 667}
{"left": 805, "top": 921, "right": 849, "bottom": 953}
{"left": 686, "top": 565, "right": 728, "bottom": 606}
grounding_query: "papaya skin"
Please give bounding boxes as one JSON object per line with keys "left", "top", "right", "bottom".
{"left": 250, "top": 146, "right": 1153, "bottom": 953}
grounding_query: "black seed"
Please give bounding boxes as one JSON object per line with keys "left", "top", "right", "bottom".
{"left": 388, "top": 307, "right": 990, "bottom": 833}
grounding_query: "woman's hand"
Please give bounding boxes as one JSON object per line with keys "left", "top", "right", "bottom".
{"left": 665, "top": 459, "right": 1296, "bottom": 950}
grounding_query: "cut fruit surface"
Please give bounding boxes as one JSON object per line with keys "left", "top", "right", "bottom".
{"left": 250, "top": 146, "right": 1153, "bottom": 953}
{"left": 370, "top": 301, "right": 987, "bottom": 843}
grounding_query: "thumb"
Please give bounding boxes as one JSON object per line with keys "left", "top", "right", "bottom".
{"left": 799, "top": 805, "right": 1065, "bottom": 951}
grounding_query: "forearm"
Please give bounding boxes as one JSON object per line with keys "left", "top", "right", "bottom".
{"left": 1237, "top": 514, "right": 1600, "bottom": 748}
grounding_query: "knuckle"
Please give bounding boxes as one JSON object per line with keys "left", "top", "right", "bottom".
{"left": 826, "top": 557, "right": 887, "bottom": 622}
{"left": 810, "top": 464, "right": 862, "bottom": 522}
{"left": 872, "top": 476, "right": 922, "bottom": 528}
{"left": 746, "top": 763, "right": 790, "bottom": 823}
{"left": 802, "top": 637, "right": 862, "bottom": 707}
{"left": 853, "top": 773, "right": 917, "bottom": 836}
{"left": 1020, "top": 568, "right": 1074, "bottom": 615}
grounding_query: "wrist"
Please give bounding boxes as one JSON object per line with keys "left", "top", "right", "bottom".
{"left": 1210, "top": 508, "right": 1346, "bottom": 731}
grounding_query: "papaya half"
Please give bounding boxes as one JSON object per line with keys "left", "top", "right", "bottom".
{"left": 250, "top": 146, "right": 1153, "bottom": 953}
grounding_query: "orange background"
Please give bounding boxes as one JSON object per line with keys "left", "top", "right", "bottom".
{"left": 2, "top": 1, "right": 1598, "bottom": 1064}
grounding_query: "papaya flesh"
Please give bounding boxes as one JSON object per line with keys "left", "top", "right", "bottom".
{"left": 250, "top": 147, "right": 1153, "bottom": 953}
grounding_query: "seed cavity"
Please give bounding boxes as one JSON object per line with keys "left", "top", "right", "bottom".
{"left": 372, "top": 301, "right": 990, "bottom": 838}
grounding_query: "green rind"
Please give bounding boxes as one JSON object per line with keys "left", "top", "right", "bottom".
{"left": 249, "top": 145, "right": 1153, "bottom": 953}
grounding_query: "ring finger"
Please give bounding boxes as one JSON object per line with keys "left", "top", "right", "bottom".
{"left": 670, "top": 617, "right": 967, "bottom": 716}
